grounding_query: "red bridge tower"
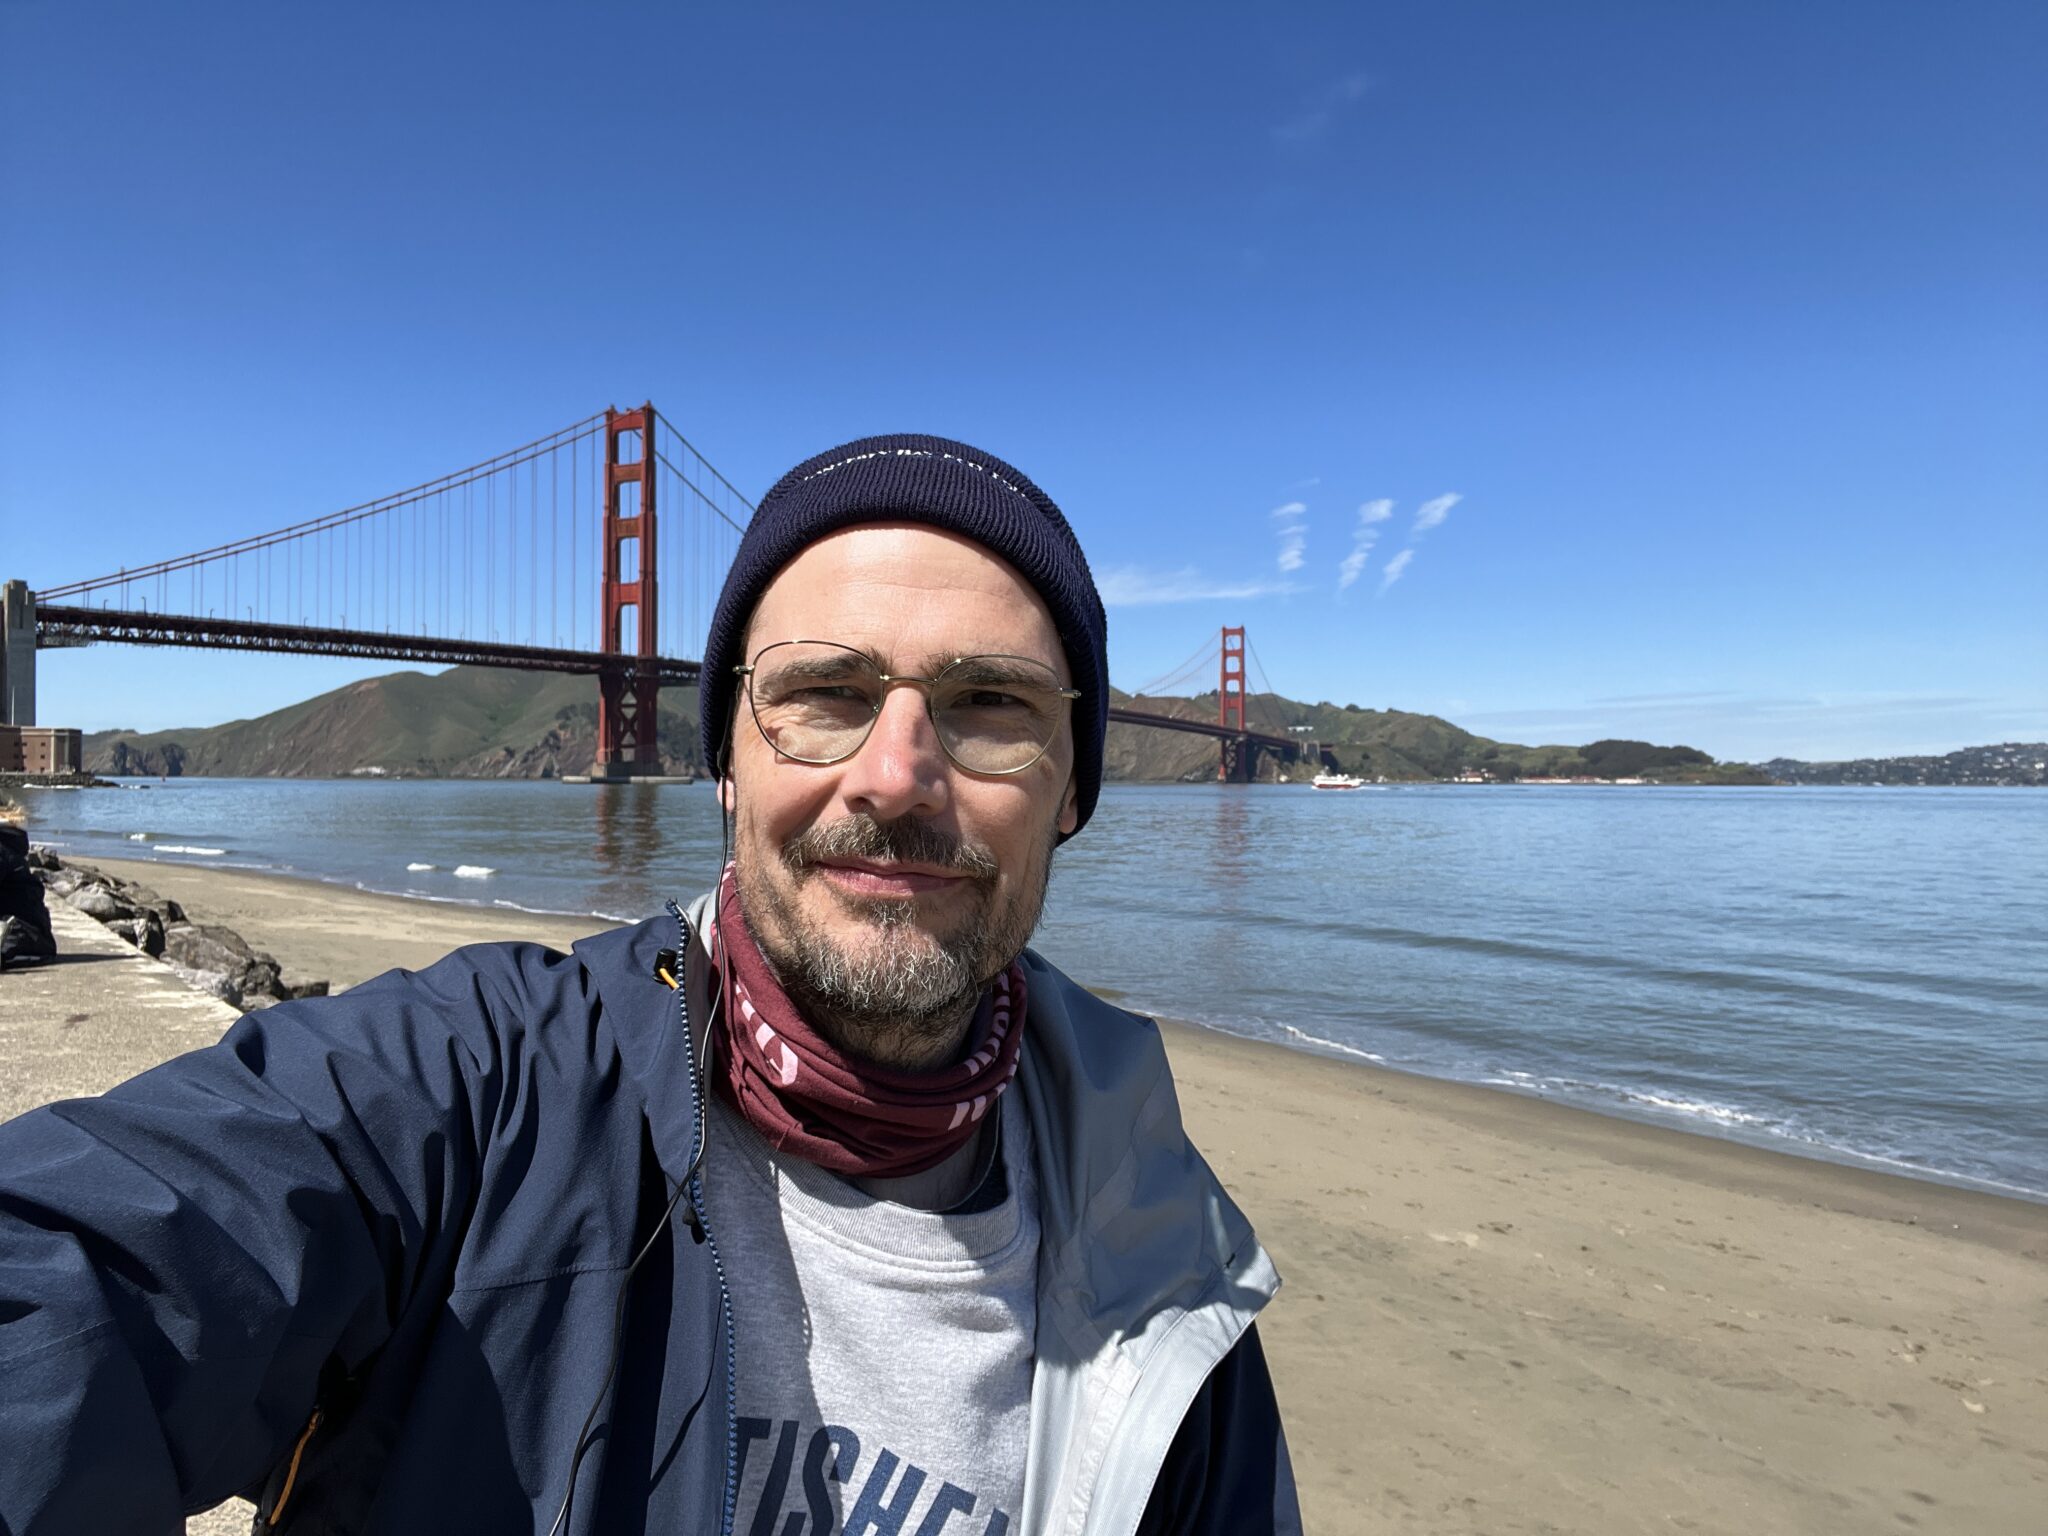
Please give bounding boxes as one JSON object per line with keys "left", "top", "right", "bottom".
{"left": 596, "top": 404, "right": 662, "bottom": 778}
{"left": 1217, "top": 625, "right": 1250, "bottom": 782}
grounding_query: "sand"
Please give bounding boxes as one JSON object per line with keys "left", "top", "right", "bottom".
{"left": 28, "top": 859, "right": 2048, "bottom": 1533}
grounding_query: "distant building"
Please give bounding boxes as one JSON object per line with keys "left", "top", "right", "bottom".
{"left": 0, "top": 725, "right": 82, "bottom": 775}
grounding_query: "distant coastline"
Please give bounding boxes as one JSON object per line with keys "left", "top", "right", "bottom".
{"left": 56, "top": 663, "right": 2043, "bottom": 788}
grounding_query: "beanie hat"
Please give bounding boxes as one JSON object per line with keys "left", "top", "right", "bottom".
{"left": 701, "top": 433, "right": 1110, "bottom": 836}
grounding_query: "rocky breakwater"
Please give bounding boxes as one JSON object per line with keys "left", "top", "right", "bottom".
{"left": 28, "top": 848, "right": 330, "bottom": 1010}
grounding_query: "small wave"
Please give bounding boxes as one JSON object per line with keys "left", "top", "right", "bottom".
{"left": 453, "top": 865, "right": 495, "bottom": 879}
{"left": 1486, "top": 1071, "right": 1772, "bottom": 1129}
{"left": 1618, "top": 1090, "right": 1771, "bottom": 1128}
{"left": 406, "top": 862, "right": 437, "bottom": 872}
{"left": 1281, "top": 1024, "right": 1385, "bottom": 1063}
{"left": 155, "top": 845, "right": 226, "bottom": 857}
{"left": 126, "top": 832, "right": 150, "bottom": 842}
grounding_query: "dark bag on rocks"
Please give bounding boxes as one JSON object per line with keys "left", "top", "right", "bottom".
{"left": 0, "top": 824, "right": 57, "bottom": 970}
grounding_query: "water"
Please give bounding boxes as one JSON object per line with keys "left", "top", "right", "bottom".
{"left": 17, "top": 778, "right": 2047, "bottom": 1201}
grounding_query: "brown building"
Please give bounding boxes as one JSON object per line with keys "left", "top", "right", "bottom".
{"left": 0, "top": 725, "right": 82, "bottom": 775}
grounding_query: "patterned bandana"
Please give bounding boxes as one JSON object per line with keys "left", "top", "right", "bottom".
{"left": 709, "top": 866, "right": 1028, "bottom": 1178}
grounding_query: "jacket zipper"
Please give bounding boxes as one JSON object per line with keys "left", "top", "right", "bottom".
{"left": 668, "top": 901, "right": 739, "bottom": 1536}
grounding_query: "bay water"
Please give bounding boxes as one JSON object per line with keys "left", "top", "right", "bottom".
{"left": 17, "top": 778, "right": 2047, "bottom": 1201}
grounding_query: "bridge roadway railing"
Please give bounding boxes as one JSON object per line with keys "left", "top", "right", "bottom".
{"left": 31, "top": 613, "right": 1299, "bottom": 758}
{"left": 1105, "top": 704, "right": 1303, "bottom": 756}
{"left": 33, "top": 605, "right": 701, "bottom": 688}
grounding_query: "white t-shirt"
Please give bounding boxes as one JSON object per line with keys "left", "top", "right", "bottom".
{"left": 703, "top": 1090, "right": 1039, "bottom": 1536}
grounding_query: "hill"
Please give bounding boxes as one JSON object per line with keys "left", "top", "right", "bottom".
{"left": 85, "top": 667, "right": 699, "bottom": 779}
{"left": 1759, "top": 743, "right": 2046, "bottom": 787}
{"left": 1106, "top": 689, "right": 1763, "bottom": 784}
{"left": 82, "top": 666, "right": 1758, "bottom": 784}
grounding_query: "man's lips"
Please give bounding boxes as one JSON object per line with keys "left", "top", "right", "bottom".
{"left": 810, "top": 858, "right": 974, "bottom": 897}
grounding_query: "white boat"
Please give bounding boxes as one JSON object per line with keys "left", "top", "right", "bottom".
{"left": 1311, "top": 772, "right": 1365, "bottom": 790}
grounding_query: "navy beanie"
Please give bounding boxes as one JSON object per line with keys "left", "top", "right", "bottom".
{"left": 701, "top": 433, "right": 1110, "bottom": 836}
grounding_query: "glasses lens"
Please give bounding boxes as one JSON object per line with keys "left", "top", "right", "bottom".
{"left": 747, "top": 641, "right": 882, "bottom": 763}
{"left": 931, "top": 656, "right": 1069, "bottom": 773}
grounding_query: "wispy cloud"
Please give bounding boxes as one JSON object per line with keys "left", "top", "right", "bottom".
{"left": 1272, "top": 72, "right": 1371, "bottom": 145}
{"left": 1411, "top": 492, "right": 1460, "bottom": 536}
{"left": 1591, "top": 690, "right": 1741, "bottom": 706}
{"left": 1337, "top": 498, "right": 1393, "bottom": 591}
{"left": 1374, "top": 492, "right": 1463, "bottom": 596}
{"left": 1097, "top": 564, "right": 1298, "bottom": 607}
{"left": 1269, "top": 501, "right": 1308, "bottom": 573}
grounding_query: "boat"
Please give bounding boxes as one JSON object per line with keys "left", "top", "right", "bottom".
{"left": 1311, "top": 771, "right": 1365, "bottom": 790}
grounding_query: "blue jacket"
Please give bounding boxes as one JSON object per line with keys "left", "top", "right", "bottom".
{"left": 0, "top": 900, "right": 1297, "bottom": 1534}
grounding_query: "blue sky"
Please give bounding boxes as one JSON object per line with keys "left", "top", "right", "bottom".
{"left": 3, "top": 1, "right": 2042, "bottom": 761}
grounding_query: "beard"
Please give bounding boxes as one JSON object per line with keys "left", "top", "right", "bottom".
{"left": 735, "top": 810, "right": 1057, "bottom": 1068}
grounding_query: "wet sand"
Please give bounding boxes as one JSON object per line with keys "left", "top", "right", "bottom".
{"left": 49, "top": 859, "right": 2048, "bottom": 1532}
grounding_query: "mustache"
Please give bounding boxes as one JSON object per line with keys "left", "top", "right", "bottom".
{"left": 782, "top": 814, "right": 1000, "bottom": 884}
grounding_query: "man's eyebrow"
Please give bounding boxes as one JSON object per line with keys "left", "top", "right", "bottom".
{"left": 762, "top": 649, "right": 872, "bottom": 679}
{"left": 927, "top": 654, "right": 1062, "bottom": 683}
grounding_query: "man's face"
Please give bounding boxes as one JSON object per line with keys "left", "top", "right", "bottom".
{"left": 726, "top": 524, "right": 1079, "bottom": 1060}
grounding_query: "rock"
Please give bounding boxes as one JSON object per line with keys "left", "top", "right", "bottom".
{"left": 27, "top": 845, "right": 58, "bottom": 871}
{"left": 106, "top": 910, "right": 170, "bottom": 957}
{"left": 288, "top": 979, "right": 331, "bottom": 1000}
{"left": 114, "top": 882, "right": 184, "bottom": 926}
{"left": 42, "top": 868, "right": 82, "bottom": 898}
{"left": 163, "top": 922, "right": 255, "bottom": 971}
{"left": 239, "top": 959, "right": 287, "bottom": 1002}
{"left": 68, "top": 884, "right": 139, "bottom": 922}
{"left": 165, "top": 963, "right": 241, "bottom": 1008}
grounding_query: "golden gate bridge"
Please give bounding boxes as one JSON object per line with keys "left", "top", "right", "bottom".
{"left": 2, "top": 405, "right": 1323, "bottom": 782}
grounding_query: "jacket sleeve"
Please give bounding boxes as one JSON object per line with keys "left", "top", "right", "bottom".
{"left": 1136, "top": 1322, "right": 1303, "bottom": 1536}
{"left": 0, "top": 945, "right": 540, "bottom": 1533}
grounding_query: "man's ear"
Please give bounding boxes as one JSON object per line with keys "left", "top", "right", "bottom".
{"left": 1057, "top": 773, "right": 1079, "bottom": 837}
{"left": 718, "top": 776, "right": 736, "bottom": 815}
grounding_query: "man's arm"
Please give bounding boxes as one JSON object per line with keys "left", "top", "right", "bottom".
{"left": 0, "top": 945, "right": 538, "bottom": 1532}
{"left": 1137, "top": 1323, "right": 1303, "bottom": 1536}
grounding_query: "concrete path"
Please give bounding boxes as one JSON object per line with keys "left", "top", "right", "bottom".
{"left": 0, "top": 901, "right": 251, "bottom": 1533}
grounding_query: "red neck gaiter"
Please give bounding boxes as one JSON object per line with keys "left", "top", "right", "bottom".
{"left": 708, "top": 867, "right": 1028, "bottom": 1178}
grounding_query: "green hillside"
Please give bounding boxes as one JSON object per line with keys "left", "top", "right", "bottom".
{"left": 86, "top": 666, "right": 700, "bottom": 779}
{"left": 1108, "top": 689, "right": 1761, "bottom": 784}
{"left": 84, "top": 666, "right": 1759, "bottom": 784}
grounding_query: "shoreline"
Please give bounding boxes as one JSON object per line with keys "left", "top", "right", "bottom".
{"left": 82, "top": 852, "right": 2048, "bottom": 1210}
{"left": 29, "top": 855, "right": 2048, "bottom": 1532}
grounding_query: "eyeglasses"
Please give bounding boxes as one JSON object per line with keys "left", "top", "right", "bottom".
{"left": 736, "top": 640, "right": 1081, "bottom": 775}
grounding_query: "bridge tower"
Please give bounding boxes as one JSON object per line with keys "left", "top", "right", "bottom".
{"left": 595, "top": 405, "right": 662, "bottom": 779}
{"left": 1217, "top": 624, "right": 1250, "bottom": 782}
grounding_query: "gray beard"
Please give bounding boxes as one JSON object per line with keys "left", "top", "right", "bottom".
{"left": 737, "top": 812, "right": 1053, "bottom": 1070}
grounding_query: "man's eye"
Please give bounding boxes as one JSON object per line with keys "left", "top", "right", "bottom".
{"left": 787, "top": 684, "right": 870, "bottom": 704}
{"left": 957, "top": 688, "right": 1032, "bottom": 710}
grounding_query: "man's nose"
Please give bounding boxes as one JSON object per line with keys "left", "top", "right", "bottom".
{"left": 838, "top": 684, "right": 949, "bottom": 820}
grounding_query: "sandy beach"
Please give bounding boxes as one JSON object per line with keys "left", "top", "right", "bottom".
{"left": 21, "top": 858, "right": 2048, "bottom": 1533}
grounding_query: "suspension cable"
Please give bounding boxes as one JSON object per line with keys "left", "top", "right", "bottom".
{"left": 37, "top": 412, "right": 608, "bottom": 601}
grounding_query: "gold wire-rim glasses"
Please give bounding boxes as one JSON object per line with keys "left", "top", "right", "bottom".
{"left": 735, "top": 639, "right": 1081, "bottom": 776}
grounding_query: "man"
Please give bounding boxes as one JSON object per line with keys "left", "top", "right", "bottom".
{"left": 0, "top": 434, "right": 1297, "bottom": 1534}
{"left": 1, "top": 798, "right": 58, "bottom": 971}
